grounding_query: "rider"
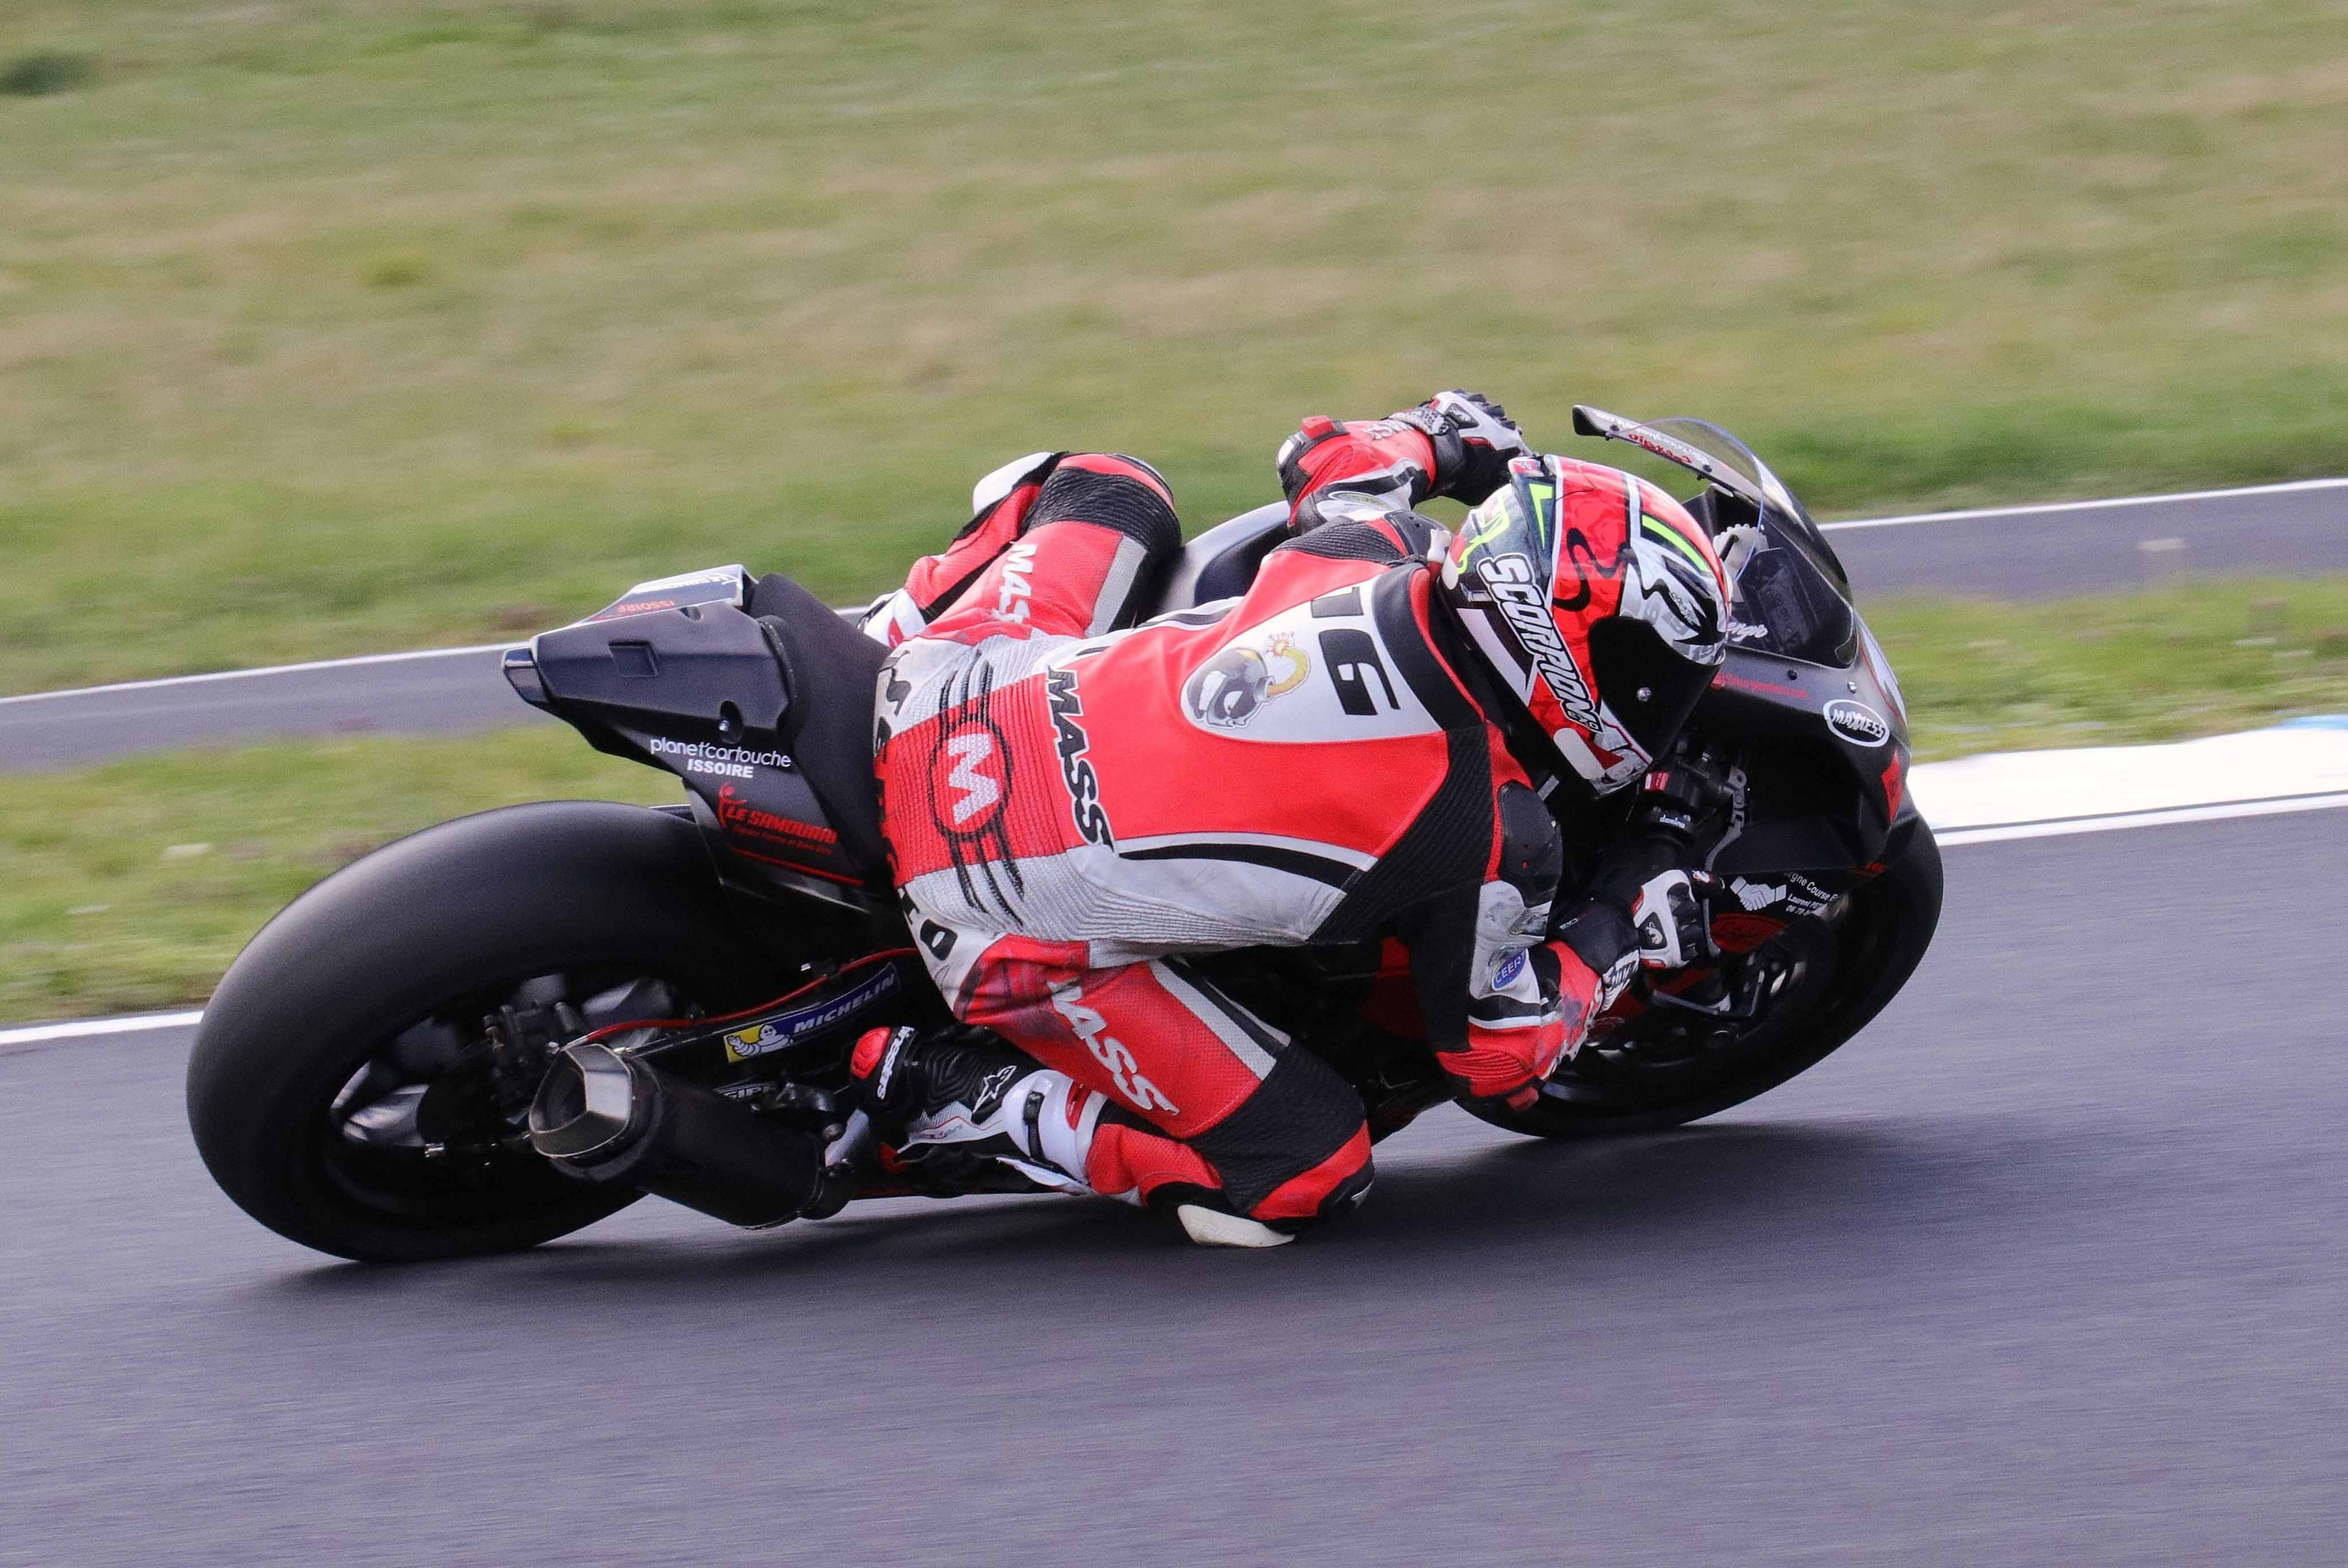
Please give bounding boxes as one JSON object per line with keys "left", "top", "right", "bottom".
{"left": 850, "top": 393, "right": 1732, "bottom": 1246}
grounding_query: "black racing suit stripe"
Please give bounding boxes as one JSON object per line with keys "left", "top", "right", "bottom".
{"left": 1184, "top": 1046, "right": 1367, "bottom": 1219}
{"left": 1028, "top": 462, "right": 1183, "bottom": 555}
{"left": 1315, "top": 719, "right": 1490, "bottom": 948}
{"left": 1118, "top": 841, "right": 1360, "bottom": 888}
{"left": 1365, "top": 563, "right": 1479, "bottom": 730}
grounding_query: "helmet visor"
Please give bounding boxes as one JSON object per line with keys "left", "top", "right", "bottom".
{"left": 1587, "top": 617, "right": 1713, "bottom": 765}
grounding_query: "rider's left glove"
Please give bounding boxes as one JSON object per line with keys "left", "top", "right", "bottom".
{"left": 1630, "top": 869, "right": 1720, "bottom": 971}
{"left": 1391, "top": 390, "right": 1531, "bottom": 504}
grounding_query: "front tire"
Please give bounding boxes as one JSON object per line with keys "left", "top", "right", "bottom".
{"left": 1470, "top": 818, "right": 1944, "bottom": 1139}
{"left": 186, "top": 802, "right": 800, "bottom": 1263}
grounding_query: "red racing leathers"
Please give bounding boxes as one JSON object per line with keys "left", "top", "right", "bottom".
{"left": 866, "top": 429, "right": 1638, "bottom": 1228}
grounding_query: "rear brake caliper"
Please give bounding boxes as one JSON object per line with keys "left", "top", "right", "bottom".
{"left": 413, "top": 1001, "right": 581, "bottom": 1157}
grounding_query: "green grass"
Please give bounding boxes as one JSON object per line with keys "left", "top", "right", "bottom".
{"left": 7, "top": 577, "right": 2346, "bottom": 1024}
{"left": 0, "top": 730, "right": 669, "bottom": 1022}
{"left": 3, "top": 1, "right": 2347, "bottom": 692}
{"left": 1872, "top": 577, "right": 2348, "bottom": 757}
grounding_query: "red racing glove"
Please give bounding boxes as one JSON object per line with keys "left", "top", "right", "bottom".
{"left": 1277, "top": 390, "right": 1532, "bottom": 531}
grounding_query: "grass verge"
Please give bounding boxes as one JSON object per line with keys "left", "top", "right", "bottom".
{"left": 1871, "top": 577, "right": 2348, "bottom": 758}
{"left": 0, "top": 730, "right": 668, "bottom": 1023}
{"left": 6, "top": 578, "right": 2346, "bottom": 1025}
{"left": 5, "top": 1, "right": 2348, "bottom": 691}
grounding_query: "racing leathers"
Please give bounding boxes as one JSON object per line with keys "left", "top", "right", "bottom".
{"left": 863, "top": 412, "right": 1643, "bottom": 1233}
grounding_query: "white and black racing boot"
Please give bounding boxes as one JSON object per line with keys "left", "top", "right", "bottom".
{"left": 848, "top": 1026, "right": 1103, "bottom": 1196}
{"left": 848, "top": 1027, "right": 1302, "bottom": 1248}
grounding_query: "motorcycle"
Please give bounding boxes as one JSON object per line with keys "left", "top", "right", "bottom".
{"left": 186, "top": 409, "right": 1942, "bottom": 1261}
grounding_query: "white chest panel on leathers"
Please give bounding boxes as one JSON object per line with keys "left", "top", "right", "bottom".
{"left": 1175, "top": 594, "right": 1438, "bottom": 744}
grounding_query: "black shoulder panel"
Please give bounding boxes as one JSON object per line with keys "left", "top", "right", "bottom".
{"left": 1367, "top": 565, "right": 1477, "bottom": 730}
{"left": 1270, "top": 521, "right": 1410, "bottom": 564}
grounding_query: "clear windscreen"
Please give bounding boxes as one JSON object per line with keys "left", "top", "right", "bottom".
{"left": 1576, "top": 409, "right": 1858, "bottom": 668}
{"left": 1714, "top": 499, "right": 1858, "bottom": 667}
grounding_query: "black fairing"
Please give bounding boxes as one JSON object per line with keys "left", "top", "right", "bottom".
{"left": 748, "top": 573, "right": 889, "bottom": 871}
{"left": 1668, "top": 475, "right": 1913, "bottom": 884}
{"left": 507, "top": 578, "right": 887, "bottom": 895}
{"left": 1695, "top": 625, "right": 1913, "bottom": 879}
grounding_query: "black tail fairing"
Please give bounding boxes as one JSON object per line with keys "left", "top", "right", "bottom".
{"left": 504, "top": 571, "right": 890, "bottom": 895}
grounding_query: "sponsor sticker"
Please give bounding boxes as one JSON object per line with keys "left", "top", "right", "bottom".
{"left": 582, "top": 565, "right": 750, "bottom": 624}
{"left": 715, "top": 782, "right": 840, "bottom": 853}
{"left": 649, "top": 736, "right": 793, "bottom": 772}
{"left": 1725, "top": 873, "right": 1834, "bottom": 916}
{"left": 721, "top": 966, "right": 903, "bottom": 1063}
{"left": 1824, "top": 698, "right": 1892, "bottom": 748}
{"left": 1044, "top": 667, "right": 1116, "bottom": 846}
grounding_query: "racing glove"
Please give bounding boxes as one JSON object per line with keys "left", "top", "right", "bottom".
{"left": 1390, "top": 390, "right": 1531, "bottom": 504}
{"left": 1630, "top": 869, "right": 1720, "bottom": 971}
{"left": 1277, "top": 390, "right": 1531, "bottom": 532}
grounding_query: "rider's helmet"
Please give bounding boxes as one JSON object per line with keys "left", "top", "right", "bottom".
{"left": 1438, "top": 454, "right": 1730, "bottom": 793}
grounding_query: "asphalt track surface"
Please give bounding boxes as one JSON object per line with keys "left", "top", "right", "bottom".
{"left": 6, "top": 810, "right": 2343, "bottom": 1565}
{"left": 4, "top": 481, "right": 2345, "bottom": 770}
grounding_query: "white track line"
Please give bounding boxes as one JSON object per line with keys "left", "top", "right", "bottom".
{"left": 5, "top": 477, "right": 2343, "bottom": 707}
{"left": 1818, "top": 476, "right": 2348, "bottom": 532}
{"left": 0, "top": 1010, "right": 205, "bottom": 1049}
{"left": 0, "top": 644, "right": 510, "bottom": 708}
{"left": 1933, "top": 790, "right": 2348, "bottom": 845}
{"left": 5, "top": 783, "right": 2344, "bottom": 1049}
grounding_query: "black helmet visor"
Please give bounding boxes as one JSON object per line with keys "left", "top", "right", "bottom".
{"left": 1587, "top": 617, "right": 1715, "bottom": 766}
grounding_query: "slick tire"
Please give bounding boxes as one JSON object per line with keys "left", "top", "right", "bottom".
{"left": 1469, "top": 818, "right": 1945, "bottom": 1140}
{"left": 186, "top": 802, "right": 791, "bottom": 1263}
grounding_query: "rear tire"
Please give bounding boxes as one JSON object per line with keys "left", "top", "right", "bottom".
{"left": 186, "top": 802, "right": 800, "bottom": 1263}
{"left": 1469, "top": 819, "right": 1944, "bottom": 1139}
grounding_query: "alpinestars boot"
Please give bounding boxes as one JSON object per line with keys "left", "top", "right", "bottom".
{"left": 848, "top": 1027, "right": 1300, "bottom": 1248}
{"left": 849, "top": 1026, "right": 1105, "bottom": 1196}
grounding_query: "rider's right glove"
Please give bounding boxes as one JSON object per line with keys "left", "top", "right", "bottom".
{"left": 1390, "top": 390, "right": 1531, "bottom": 504}
{"left": 1630, "top": 869, "right": 1720, "bottom": 971}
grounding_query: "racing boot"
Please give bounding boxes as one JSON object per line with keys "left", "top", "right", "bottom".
{"left": 848, "top": 1026, "right": 1300, "bottom": 1249}
{"left": 848, "top": 1026, "right": 1103, "bottom": 1197}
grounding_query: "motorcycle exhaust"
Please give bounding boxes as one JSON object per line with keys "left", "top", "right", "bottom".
{"left": 527, "top": 1042, "right": 824, "bottom": 1228}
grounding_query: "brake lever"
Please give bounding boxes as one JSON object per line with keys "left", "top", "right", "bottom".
{"left": 1642, "top": 982, "right": 1758, "bottom": 1022}
{"left": 1640, "top": 943, "right": 1777, "bottom": 1025}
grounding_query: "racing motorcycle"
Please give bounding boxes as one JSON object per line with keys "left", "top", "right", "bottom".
{"left": 186, "top": 409, "right": 1942, "bottom": 1261}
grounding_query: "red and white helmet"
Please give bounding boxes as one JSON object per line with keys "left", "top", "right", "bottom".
{"left": 1438, "top": 454, "right": 1730, "bottom": 793}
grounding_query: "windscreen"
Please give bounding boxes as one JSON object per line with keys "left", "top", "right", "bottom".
{"left": 1715, "top": 497, "right": 1859, "bottom": 668}
{"left": 1634, "top": 418, "right": 1848, "bottom": 587}
{"left": 1576, "top": 408, "right": 1858, "bottom": 668}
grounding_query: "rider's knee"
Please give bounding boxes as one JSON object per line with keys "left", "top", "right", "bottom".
{"left": 1251, "top": 1125, "right": 1373, "bottom": 1229}
{"left": 1031, "top": 453, "right": 1182, "bottom": 561}
{"left": 1190, "top": 1049, "right": 1372, "bottom": 1229}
